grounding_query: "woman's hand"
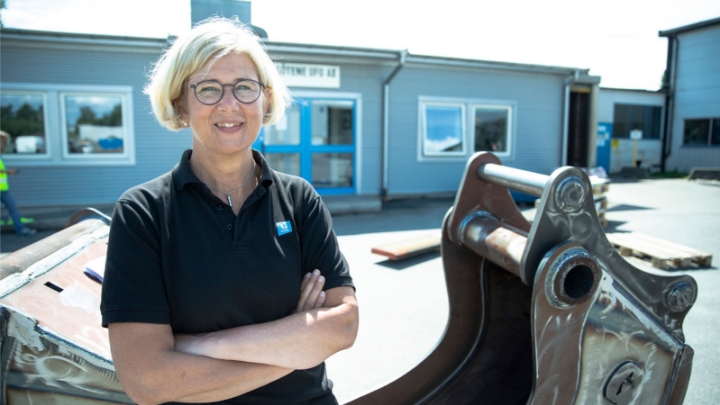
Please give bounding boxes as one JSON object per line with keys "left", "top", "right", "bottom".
{"left": 294, "top": 270, "right": 326, "bottom": 313}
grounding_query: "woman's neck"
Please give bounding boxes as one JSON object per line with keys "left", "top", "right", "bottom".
{"left": 189, "top": 149, "right": 256, "bottom": 193}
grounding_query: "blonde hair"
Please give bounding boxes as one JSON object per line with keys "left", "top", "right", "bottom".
{"left": 144, "top": 17, "right": 291, "bottom": 131}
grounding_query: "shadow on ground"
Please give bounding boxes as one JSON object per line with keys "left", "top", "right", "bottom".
{"left": 374, "top": 251, "right": 441, "bottom": 271}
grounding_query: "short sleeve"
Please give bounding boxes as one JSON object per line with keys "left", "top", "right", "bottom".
{"left": 100, "top": 200, "right": 171, "bottom": 327}
{"left": 297, "top": 183, "right": 354, "bottom": 292}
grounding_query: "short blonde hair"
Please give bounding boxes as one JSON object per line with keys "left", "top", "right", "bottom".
{"left": 145, "top": 17, "right": 291, "bottom": 131}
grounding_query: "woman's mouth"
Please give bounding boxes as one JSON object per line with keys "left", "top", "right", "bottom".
{"left": 215, "top": 123, "right": 242, "bottom": 128}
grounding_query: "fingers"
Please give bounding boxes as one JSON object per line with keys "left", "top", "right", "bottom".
{"left": 295, "top": 270, "right": 326, "bottom": 313}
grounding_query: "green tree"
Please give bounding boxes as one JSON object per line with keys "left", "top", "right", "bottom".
{"left": 0, "top": 103, "right": 44, "bottom": 137}
{"left": 77, "top": 106, "right": 98, "bottom": 124}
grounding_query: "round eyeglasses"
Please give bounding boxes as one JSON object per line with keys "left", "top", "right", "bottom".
{"left": 189, "top": 79, "right": 265, "bottom": 105}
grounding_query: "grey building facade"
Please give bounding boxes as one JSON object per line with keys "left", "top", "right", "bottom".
{"left": 597, "top": 88, "right": 665, "bottom": 174}
{"left": 0, "top": 1, "right": 600, "bottom": 209}
{"left": 660, "top": 17, "right": 720, "bottom": 173}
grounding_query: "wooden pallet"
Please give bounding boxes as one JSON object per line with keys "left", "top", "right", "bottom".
{"left": 606, "top": 232, "right": 713, "bottom": 269}
{"left": 371, "top": 233, "right": 442, "bottom": 261}
{"left": 592, "top": 180, "right": 610, "bottom": 196}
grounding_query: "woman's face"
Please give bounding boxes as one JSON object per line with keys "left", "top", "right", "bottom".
{"left": 180, "top": 52, "right": 269, "bottom": 158}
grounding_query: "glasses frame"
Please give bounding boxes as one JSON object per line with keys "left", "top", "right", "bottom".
{"left": 188, "top": 79, "right": 265, "bottom": 106}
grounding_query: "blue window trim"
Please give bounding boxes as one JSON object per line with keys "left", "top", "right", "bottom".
{"left": 260, "top": 97, "right": 356, "bottom": 195}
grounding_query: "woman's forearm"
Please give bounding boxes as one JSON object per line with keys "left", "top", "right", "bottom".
{"left": 109, "top": 323, "right": 293, "bottom": 405}
{"left": 178, "top": 287, "right": 358, "bottom": 370}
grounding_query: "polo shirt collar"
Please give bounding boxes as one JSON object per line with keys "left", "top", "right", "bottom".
{"left": 172, "top": 149, "right": 274, "bottom": 191}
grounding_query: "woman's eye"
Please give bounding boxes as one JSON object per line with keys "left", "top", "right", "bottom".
{"left": 200, "top": 86, "right": 221, "bottom": 93}
{"left": 235, "top": 84, "right": 252, "bottom": 91}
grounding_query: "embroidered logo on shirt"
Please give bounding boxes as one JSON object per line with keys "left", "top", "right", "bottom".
{"left": 276, "top": 220, "right": 293, "bottom": 236}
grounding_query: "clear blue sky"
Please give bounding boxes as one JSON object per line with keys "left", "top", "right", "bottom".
{"left": 4, "top": 0, "right": 720, "bottom": 90}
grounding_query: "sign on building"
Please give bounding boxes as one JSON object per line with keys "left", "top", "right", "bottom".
{"left": 276, "top": 63, "right": 340, "bottom": 88}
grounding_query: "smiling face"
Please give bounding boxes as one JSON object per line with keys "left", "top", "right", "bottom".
{"left": 179, "top": 52, "right": 269, "bottom": 159}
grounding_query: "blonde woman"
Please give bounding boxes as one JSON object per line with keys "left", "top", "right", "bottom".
{"left": 101, "top": 17, "right": 358, "bottom": 405}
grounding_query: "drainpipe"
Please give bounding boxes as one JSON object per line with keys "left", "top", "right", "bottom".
{"left": 561, "top": 69, "right": 579, "bottom": 166}
{"left": 660, "top": 35, "right": 677, "bottom": 172}
{"left": 380, "top": 49, "right": 408, "bottom": 201}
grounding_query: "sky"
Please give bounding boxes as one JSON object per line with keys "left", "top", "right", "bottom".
{"left": 3, "top": 0, "right": 720, "bottom": 91}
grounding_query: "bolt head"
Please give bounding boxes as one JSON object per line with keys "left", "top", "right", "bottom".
{"left": 668, "top": 281, "right": 695, "bottom": 312}
{"left": 554, "top": 177, "right": 586, "bottom": 212}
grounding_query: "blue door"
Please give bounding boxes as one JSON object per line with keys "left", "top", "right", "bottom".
{"left": 596, "top": 123, "right": 612, "bottom": 173}
{"left": 255, "top": 98, "right": 356, "bottom": 195}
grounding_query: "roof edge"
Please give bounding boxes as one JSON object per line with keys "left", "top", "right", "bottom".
{"left": 659, "top": 16, "right": 720, "bottom": 37}
{"left": 1, "top": 27, "right": 591, "bottom": 76}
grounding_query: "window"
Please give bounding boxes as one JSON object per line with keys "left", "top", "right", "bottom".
{"left": 612, "top": 104, "right": 662, "bottom": 139}
{"left": 418, "top": 97, "right": 514, "bottom": 161}
{"left": 62, "top": 94, "right": 126, "bottom": 157}
{"left": 474, "top": 105, "right": 512, "bottom": 154}
{"left": 420, "top": 102, "right": 466, "bottom": 157}
{"left": 683, "top": 118, "right": 720, "bottom": 146}
{"left": 0, "top": 83, "right": 134, "bottom": 166}
{"left": 0, "top": 92, "right": 48, "bottom": 156}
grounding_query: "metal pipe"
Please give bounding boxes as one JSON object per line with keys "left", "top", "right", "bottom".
{"left": 380, "top": 49, "right": 408, "bottom": 199}
{"left": 477, "top": 163, "right": 549, "bottom": 197}
{"left": 458, "top": 213, "right": 528, "bottom": 281}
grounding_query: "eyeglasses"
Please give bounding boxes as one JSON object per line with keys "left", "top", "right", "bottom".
{"left": 189, "top": 79, "right": 265, "bottom": 105}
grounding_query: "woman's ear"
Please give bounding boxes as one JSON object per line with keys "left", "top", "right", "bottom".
{"left": 263, "top": 86, "right": 273, "bottom": 117}
{"left": 174, "top": 96, "right": 189, "bottom": 124}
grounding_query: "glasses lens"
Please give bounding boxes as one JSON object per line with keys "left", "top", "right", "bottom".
{"left": 234, "top": 80, "right": 261, "bottom": 103}
{"left": 195, "top": 81, "right": 223, "bottom": 104}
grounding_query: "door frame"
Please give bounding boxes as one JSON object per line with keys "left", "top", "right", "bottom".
{"left": 260, "top": 90, "right": 362, "bottom": 195}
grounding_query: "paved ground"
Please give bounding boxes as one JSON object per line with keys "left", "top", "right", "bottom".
{"left": 1, "top": 178, "right": 718, "bottom": 404}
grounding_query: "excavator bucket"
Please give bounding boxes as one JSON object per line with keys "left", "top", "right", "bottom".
{"left": 349, "top": 152, "right": 696, "bottom": 405}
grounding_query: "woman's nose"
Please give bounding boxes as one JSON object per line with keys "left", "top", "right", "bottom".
{"left": 217, "top": 87, "right": 240, "bottom": 110}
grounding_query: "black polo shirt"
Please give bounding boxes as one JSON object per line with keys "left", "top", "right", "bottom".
{"left": 101, "top": 149, "right": 353, "bottom": 405}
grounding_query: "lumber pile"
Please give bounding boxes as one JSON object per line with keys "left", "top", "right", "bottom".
{"left": 371, "top": 232, "right": 442, "bottom": 261}
{"left": 606, "top": 232, "right": 712, "bottom": 270}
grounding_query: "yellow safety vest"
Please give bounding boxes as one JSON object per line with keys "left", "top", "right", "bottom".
{"left": 0, "top": 158, "right": 8, "bottom": 191}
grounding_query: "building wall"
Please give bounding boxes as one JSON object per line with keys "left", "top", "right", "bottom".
{"left": 1, "top": 42, "right": 190, "bottom": 207}
{"left": 2, "top": 33, "right": 585, "bottom": 206}
{"left": 386, "top": 64, "right": 565, "bottom": 196}
{"left": 598, "top": 88, "right": 665, "bottom": 173}
{"left": 667, "top": 24, "right": 720, "bottom": 172}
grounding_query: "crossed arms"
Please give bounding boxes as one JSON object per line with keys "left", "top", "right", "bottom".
{"left": 108, "top": 271, "right": 358, "bottom": 405}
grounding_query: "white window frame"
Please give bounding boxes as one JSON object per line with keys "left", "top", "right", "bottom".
{"left": 417, "top": 96, "right": 516, "bottom": 162}
{"left": 59, "top": 91, "right": 133, "bottom": 162}
{"left": 418, "top": 100, "right": 467, "bottom": 161}
{"left": 0, "top": 89, "right": 51, "bottom": 161}
{"left": 0, "top": 83, "right": 135, "bottom": 167}
{"left": 472, "top": 103, "right": 513, "bottom": 158}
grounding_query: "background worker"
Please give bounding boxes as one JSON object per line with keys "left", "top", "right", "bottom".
{"left": 0, "top": 130, "right": 37, "bottom": 237}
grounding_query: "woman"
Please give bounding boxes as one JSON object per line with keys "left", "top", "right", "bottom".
{"left": 101, "top": 17, "right": 358, "bottom": 405}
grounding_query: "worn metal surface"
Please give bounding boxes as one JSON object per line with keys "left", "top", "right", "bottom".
{"left": 0, "top": 218, "right": 131, "bottom": 404}
{"left": 351, "top": 151, "right": 696, "bottom": 405}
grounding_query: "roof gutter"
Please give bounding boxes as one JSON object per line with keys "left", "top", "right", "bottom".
{"left": 660, "top": 34, "right": 678, "bottom": 172}
{"left": 380, "top": 49, "right": 408, "bottom": 200}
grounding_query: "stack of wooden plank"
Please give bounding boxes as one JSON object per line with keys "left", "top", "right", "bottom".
{"left": 371, "top": 232, "right": 442, "bottom": 261}
{"left": 606, "top": 232, "right": 713, "bottom": 270}
{"left": 591, "top": 177, "right": 610, "bottom": 227}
